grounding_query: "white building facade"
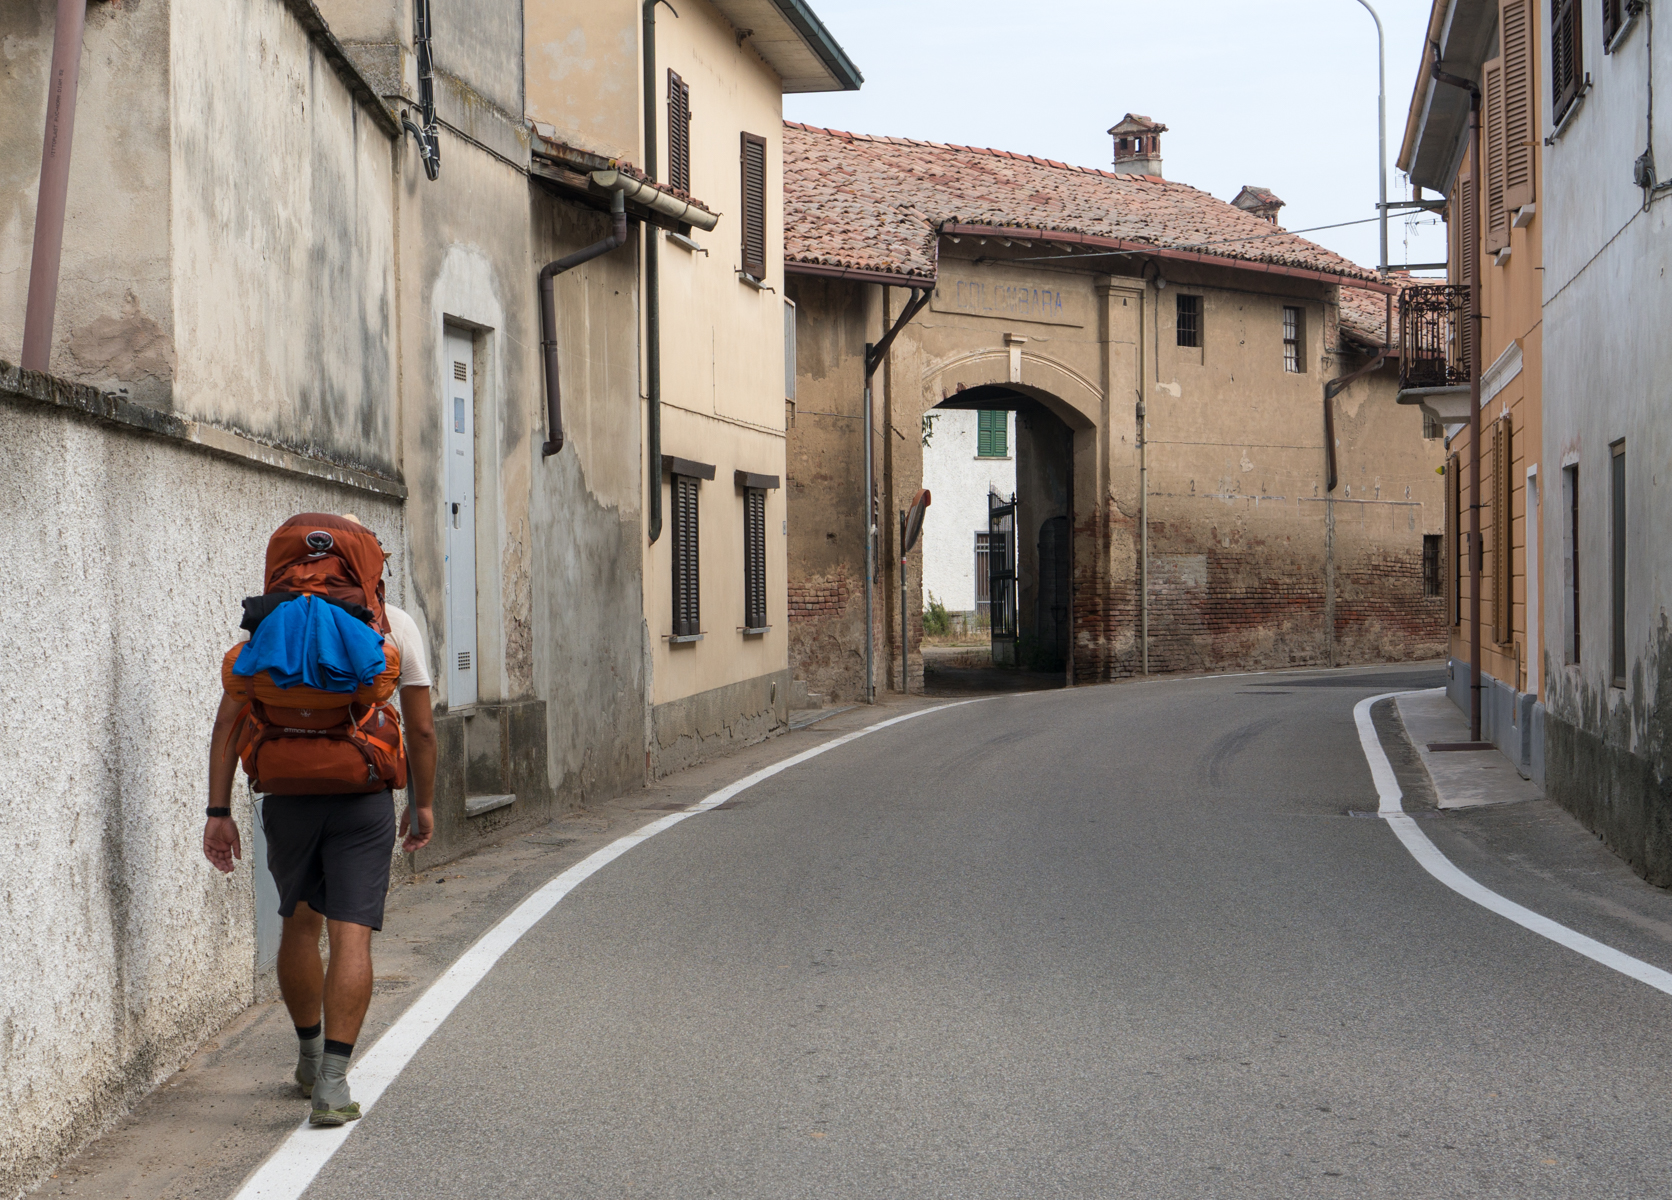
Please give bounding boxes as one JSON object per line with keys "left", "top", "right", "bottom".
{"left": 1540, "top": 1, "right": 1672, "bottom": 884}
{"left": 920, "top": 407, "right": 1016, "bottom": 621}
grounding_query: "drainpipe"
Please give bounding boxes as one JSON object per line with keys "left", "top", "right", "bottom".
{"left": 862, "top": 287, "right": 932, "bottom": 702}
{"left": 643, "top": 0, "right": 677, "bottom": 542}
{"left": 540, "top": 190, "right": 628, "bottom": 457}
{"left": 21, "top": 0, "right": 88, "bottom": 372}
{"left": 1433, "top": 58, "right": 1484, "bottom": 742}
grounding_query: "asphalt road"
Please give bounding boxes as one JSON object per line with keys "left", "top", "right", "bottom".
{"left": 299, "top": 664, "right": 1672, "bottom": 1199}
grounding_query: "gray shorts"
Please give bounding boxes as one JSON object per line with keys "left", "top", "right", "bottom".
{"left": 262, "top": 790, "right": 397, "bottom": 930}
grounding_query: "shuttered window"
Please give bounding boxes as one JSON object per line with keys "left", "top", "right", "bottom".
{"left": 667, "top": 70, "right": 691, "bottom": 194}
{"left": 672, "top": 475, "right": 701, "bottom": 636}
{"left": 1452, "top": 177, "right": 1477, "bottom": 370}
{"left": 1483, "top": 59, "right": 1510, "bottom": 252}
{"left": 977, "top": 410, "right": 1007, "bottom": 457}
{"left": 1447, "top": 453, "right": 1462, "bottom": 626}
{"left": 743, "top": 487, "right": 767, "bottom": 630}
{"left": 740, "top": 132, "right": 768, "bottom": 280}
{"left": 1603, "top": 0, "right": 1625, "bottom": 46}
{"left": 1552, "top": 0, "right": 1583, "bottom": 123}
{"left": 1492, "top": 417, "right": 1514, "bottom": 645}
{"left": 1502, "top": 1, "right": 1535, "bottom": 210}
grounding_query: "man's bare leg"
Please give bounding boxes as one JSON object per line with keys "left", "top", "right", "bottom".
{"left": 277, "top": 903, "right": 327, "bottom": 1095}
{"left": 309, "top": 918, "right": 375, "bottom": 1124}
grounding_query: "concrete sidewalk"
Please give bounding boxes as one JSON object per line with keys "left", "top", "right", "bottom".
{"left": 1396, "top": 688, "right": 1544, "bottom": 809}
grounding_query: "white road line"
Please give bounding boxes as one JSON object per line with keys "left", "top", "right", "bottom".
{"left": 231, "top": 699, "right": 984, "bottom": 1200}
{"left": 1354, "top": 689, "right": 1672, "bottom": 998}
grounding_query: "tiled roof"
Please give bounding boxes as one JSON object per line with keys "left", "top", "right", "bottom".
{"left": 784, "top": 122, "right": 1381, "bottom": 288}
{"left": 1337, "top": 271, "right": 1437, "bottom": 350}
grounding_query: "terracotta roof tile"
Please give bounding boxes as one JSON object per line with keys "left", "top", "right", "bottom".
{"left": 784, "top": 122, "right": 1379, "bottom": 287}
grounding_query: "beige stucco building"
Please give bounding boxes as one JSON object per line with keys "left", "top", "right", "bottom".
{"left": 783, "top": 122, "right": 1449, "bottom": 701}
{"left": 0, "top": 0, "right": 856, "bottom": 1190}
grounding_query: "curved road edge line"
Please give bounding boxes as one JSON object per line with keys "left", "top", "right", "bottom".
{"left": 1354, "top": 689, "right": 1672, "bottom": 999}
{"left": 231, "top": 698, "right": 989, "bottom": 1200}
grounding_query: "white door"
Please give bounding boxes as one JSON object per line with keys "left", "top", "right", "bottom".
{"left": 444, "top": 329, "right": 478, "bottom": 708}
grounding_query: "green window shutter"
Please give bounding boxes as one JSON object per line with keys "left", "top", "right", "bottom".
{"left": 978, "top": 410, "right": 1006, "bottom": 457}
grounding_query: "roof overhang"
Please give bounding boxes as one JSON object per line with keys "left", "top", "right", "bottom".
{"left": 939, "top": 224, "right": 1395, "bottom": 295}
{"left": 708, "top": 0, "right": 863, "bottom": 93}
{"left": 785, "top": 261, "right": 936, "bottom": 288}
{"left": 1398, "top": 0, "right": 1499, "bottom": 194}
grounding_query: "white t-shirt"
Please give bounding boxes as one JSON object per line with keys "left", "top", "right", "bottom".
{"left": 386, "top": 604, "right": 433, "bottom": 690}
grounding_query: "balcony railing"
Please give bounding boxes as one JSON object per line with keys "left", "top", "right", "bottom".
{"left": 1398, "top": 284, "right": 1471, "bottom": 391}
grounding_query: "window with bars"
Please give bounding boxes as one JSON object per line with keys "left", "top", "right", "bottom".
{"left": 667, "top": 69, "right": 691, "bottom": 194}
{"left": 743, "top": 487, "right": 767, "bottom": 631}
{"left": 1552, "top": 0, "right": 1584, "bottom": 123}
{"left": 739, "top": 132, "right": 767, "bottom": 280}
{"left": 974, "top": 532, "right": 992, "bottom": 612}
{"left": 1176, "top": 294, "right": 1201, "bottom": 348}
{"left": 1282, "top": 306, "right": 1304, "bottom": 373}
{"left": 1423, "top": 534, "right": 1444, "bottom": 598}
{"left": 976, "top": 410, "right": 1008, "bottom": 457}
{"left": 671, "top": 474, "right": 701, "bottom": 637}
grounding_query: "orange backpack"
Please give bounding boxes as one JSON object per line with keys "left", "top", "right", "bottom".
{"left": 224, "top": 514, "right": 408, "bottom": 795}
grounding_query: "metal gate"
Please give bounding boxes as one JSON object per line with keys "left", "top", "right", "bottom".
{"left": 988, "top": 491, "right": 1018, "bottom": 666}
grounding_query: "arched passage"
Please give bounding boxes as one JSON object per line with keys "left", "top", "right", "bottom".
{"left": 921, "top": 385, "right": 1077, "bottom": 688}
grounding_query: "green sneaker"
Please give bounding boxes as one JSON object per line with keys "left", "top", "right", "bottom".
{"left": 308, "top": 1101, "right": 363, "bottom": 1127}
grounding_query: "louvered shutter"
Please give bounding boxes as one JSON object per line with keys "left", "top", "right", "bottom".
{"left": 667, "top": 70, "right": 690, "bottom": 194}
{"left": 1454, "top": 177, "right": 1477, "bottom": 371}
{"left": 743, "top": 488, "right": 767, "bottom": 629}
{"left": 1602, "top": 0, "right": 1623, "bottom": 46}
{"left": 672, "top": 475, "right": 701, "bottom": 636}
{"left": 1483, "top": 60, "right": 1510, "bottom": 252}
{"left": 1502, "top": 1, "right": 1536, "bottom": 209}
{"left": 740, "top": 132, "right": 768, "bottom": 279}
{"left": 1447, "top": 453, "right": 1461, "bottom": 627}
{"left": 1504, "top": 422, "right": 1518, "bottom": 648}
{"left": 1551, "top": 0, "right": 1583, "bottom": 122}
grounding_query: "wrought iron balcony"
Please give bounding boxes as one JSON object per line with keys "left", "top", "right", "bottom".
{"left": 1398, "top": 284, "right": 1470, "bottom": 392}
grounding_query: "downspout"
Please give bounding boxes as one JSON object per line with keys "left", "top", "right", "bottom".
{"left": 540, "top": 190, "right": 628, "bottom": 457}
{"left": 643, "top": 0, "right": 677, "bottom": 543}
{"left": 863, "top": 287, "right": 932, "bottom": 702}
{"left": 21, "top": 0, "right": 88, "bottom": 372}
{"left": 1433, "top": 58, "right": 1485, "bottom": 742}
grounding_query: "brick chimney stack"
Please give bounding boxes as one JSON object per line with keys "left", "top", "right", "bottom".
{"left": 1108, "top": 114, "right": 1166, "bottom": 177}
{"left": 1232, "top": 186, "right": 1286, "bottom": 224}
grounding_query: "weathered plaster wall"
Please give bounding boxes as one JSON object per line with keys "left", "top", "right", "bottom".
{"left": 0, "top": 391, "right": 403, "bottom": 1200}
{"left": 0, "top": 0, "right": 175, "bottom": 407}
{"left": 1540, "top": 5, "right": 1672, "bottom": 882}
{"left": 171, "top": 0, "right": 399, "bottom": 474}
{"left": 523, "top": 0, "right": 638, "bottom": 160}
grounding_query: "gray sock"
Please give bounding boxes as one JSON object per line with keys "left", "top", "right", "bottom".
{"left": 295, "top": 1032, "right": 325, "bottom": 1096}
{"left": 311, "top": 1050, "right": 354, "bottom": 1112}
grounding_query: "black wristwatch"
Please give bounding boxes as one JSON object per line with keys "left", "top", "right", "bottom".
{"left": 205, "top": 806, "right": 232, "bottom": 818}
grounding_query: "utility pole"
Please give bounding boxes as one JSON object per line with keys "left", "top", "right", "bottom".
{"left": 1352, "top": 0, "right": 1390, "bottom": 274}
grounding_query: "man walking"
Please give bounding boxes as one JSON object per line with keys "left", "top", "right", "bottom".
{"left": 202, "top": 514, "right": 437, "bottom": 1127}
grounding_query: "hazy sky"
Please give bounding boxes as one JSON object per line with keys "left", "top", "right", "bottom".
{"left": 783, "top": 0, "right": 1449, "bottom": 273}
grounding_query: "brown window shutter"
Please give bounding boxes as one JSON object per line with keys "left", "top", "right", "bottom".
{"left": 1602, "top": 0, "right": 1622, "bottom": 45}
{"left": 1493, "top": 418, "right": 1514, "bottom": 644}
{"left": 1454, "top": 177, "right": 1477, "bottom": 370}
{"left": 743, "top": 488, "right": 767, "bottom": 629}
{"left": 1502, "top": 0, "right": 1536, "bottom": 210}
{"left": 667, "top": 70, "right": 690, "bottom": 194}
{"left": 672, "top": 475, "right": 701, "bottom": 636}
{"left": 740, "top": 132, "right": 768, "bottom": 279}
{"left": 1552, "top": 0, "right": 1583, "bottom": 123}
{"left": 1483, "top": 59, "right": 1510, "bottom": 253}
{"left": 1447, "top": 453, "right": 1461, "bottom": 627}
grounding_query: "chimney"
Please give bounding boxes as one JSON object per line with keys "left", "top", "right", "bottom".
{"left": 1232, "top": 186, "right": 1286, "bottom": 225}
{"left": 1108, "top": 114, "right": 1167, "bottom": 177}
